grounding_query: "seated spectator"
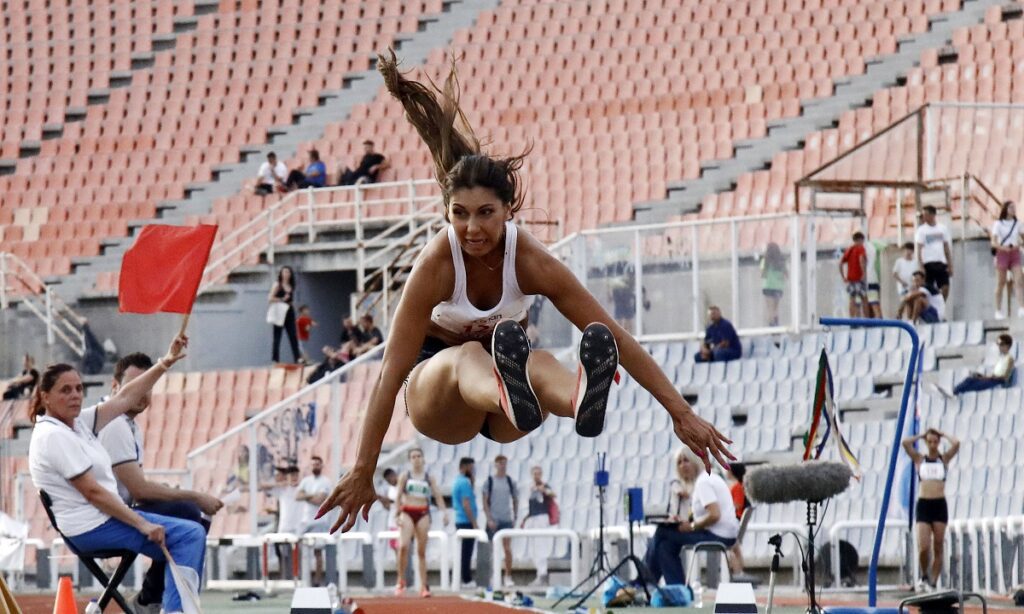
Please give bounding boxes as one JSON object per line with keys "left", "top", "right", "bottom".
{"left": 306, "top": 317, "right": 363, "bottom": 384}
{"left": 285, "top": 149, "right": 328, "bottom": 191}
{"left": 3, "top": 354, "right": 38, "bottom": 400}
{"left": 940, "top": 334, "right": 1016, "bottom": 397}
{"left": 256, "top": 152, "right": 287, "bottom": 195}
{"left": 338, "top": 140, "right": 389, "bottom": 185}
{"left": 695, "top": 306, "right": 741, "bottom": 363}
{"left": 352, "top": 314, "right": 384, "bottom": 357}
{"left": 897, "top": 271, "right": 945, "bottom": 323}
{"left": 28, "top": 335, "right": 206, "bottom": 614}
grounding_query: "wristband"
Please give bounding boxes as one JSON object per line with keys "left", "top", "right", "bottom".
{"left": 158, "top": 358, "right": 172, "bottom": 371}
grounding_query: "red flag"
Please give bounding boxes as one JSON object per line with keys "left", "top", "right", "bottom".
{"left": 118, "top": 224, "right": 218, "bottom": 314}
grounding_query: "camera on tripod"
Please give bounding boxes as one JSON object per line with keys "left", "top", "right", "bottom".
{"left": 768, "top": 534, "right": 783, "bottom": 549}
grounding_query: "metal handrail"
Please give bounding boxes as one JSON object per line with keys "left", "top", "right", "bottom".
{"left": 0, "top": 252, "right": 86, "bottom": 356}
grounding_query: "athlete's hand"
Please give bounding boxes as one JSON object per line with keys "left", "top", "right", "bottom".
{"left": 317, "top": 468, "right": 377, "bottom": 533}
{"left": 669, "top": 405, "right": 735, "bottom": 473}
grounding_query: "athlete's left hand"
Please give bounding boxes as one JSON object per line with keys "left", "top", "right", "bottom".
{"left": 670, "top": 406, "right": 735, "bottom": 473}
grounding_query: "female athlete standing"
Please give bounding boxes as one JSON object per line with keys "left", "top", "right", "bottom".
{"left": 319, "top": 52, "right": 733, "bottom": 533}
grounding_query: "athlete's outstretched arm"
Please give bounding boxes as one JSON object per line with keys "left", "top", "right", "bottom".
{"left": 317, "top": 242, "right": 451, "bottom": 533}
{"left": 517, "top": 235, "right": 734, "bottom": 472}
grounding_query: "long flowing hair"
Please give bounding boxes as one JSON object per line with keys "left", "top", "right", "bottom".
{"left": 378, "top": 50, "right": 529, "bottom": 217}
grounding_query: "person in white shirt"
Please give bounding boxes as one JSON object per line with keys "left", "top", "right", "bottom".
{"left": 28, "top": 335, "right": 206, "bottom": 614}
{"left": 98, "top": 352, "right": 224, "bottom": 613}
{"left": 941, "top": 334, "right": 1016, "bottom": 396}
{"left": 892, "top": 242, "right": 919, "bottom": 300}
{"left": 990, "top": 201, "right": 1024, "bottom": 319}
{"left": 266, "top": 465, "right": 302, "bottom": 579}
{"left": 296, "top": 455, "right": 333, "bottom": 586}
{"left": 898, "top": 271, "right": 945, "bottom": 323}
{"left": 643, "top": 447, "right": 738, "bottom": 586}
{"left": 256, "top": 151, "right": 288, "bottom": 195}
{"left": 915, "top": 206, "right": 953, "bottom": 301}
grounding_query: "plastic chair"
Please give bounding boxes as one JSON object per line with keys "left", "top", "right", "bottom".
{"left": 682, "top": 506, "right": 752, "bottom": 588}
{"left": 40, "top": 490, "right": 138, "bottom": 613}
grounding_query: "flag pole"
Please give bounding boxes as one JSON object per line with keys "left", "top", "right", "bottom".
{"left": 178, "top": 313, "right": 191, "bottom": 337}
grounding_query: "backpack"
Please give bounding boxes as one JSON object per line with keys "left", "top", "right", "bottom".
{"left": 485, "top": 475, "right": 515, "bottom": 501}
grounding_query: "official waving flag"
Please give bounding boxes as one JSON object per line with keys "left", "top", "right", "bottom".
{"left": 118, "top": 224, "right": 217, "bottom": 314}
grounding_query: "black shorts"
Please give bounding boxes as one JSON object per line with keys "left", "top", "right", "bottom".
{"left": 915, "top": 497, "right": 948, "bottom": 525}
{"left": 409, "top": 336, "right": 499, "bottom": 441}
{"left": 924, "top": 262, "right": 950, "bottom": 289}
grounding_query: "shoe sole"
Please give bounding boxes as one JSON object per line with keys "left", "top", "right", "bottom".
{"left": 491, "top": 320, "right": 543, "bottom": 432}
{"left": 573, "top": 323, "right": 619, "bottom": 437}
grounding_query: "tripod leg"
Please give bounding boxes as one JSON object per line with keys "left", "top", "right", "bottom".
{"left": 569, "top": 557, "right": 636, "bottom": 610}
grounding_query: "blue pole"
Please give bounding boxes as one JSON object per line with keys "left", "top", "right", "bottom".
{"left": 820, "top": 317, "right": 920, "bottom": 607}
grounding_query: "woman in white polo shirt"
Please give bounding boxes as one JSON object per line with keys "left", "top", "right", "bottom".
{"left": 29, "top": 334, "right": 205, "bottom": 614}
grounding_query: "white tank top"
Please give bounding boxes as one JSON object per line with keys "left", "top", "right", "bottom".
{"left": 430, "top": 221, "right": 533, "bottom": 340}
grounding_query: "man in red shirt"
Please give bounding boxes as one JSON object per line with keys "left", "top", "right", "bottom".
{"left": 840, "top": 232, "right": 868, "bottom": 317}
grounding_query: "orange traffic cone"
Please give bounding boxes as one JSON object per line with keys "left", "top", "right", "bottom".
{"left": 52, "top": 576, "right": 77, "bottom": 614}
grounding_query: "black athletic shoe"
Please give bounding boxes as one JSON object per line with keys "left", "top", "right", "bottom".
{"left": 491, "top": 320, "right": 543, "bottom": 432}
{"left": 573, "top": 322, "right": 619, "bottom": 437}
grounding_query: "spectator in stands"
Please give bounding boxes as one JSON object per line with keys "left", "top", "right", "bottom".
{"left": 351, "top": 314, "right": 384, "bottom": 358}
{"left": 28, "top": 336, "right": 206, "bottom": 614}
{"left": 940, "top": 334, "right": 1016, "bottom": 397}
{"left": 395, "top": 447, "right": 448, "bottom": 597}
{"left": 98, "top": 352, "right": 224, "bottom": 613}
{"left": 897, "top": 271, "right": 945, "bottom": 324}
{"left": 643, "top": 447, "right": 738, "bottom": 586}
{"left": 695, "top": 306, "right": 742, "bottom": 363}
{"left": 483, "top": 454, "right": 518, "bottom": 587}
{"left": 3, "top": 354, "right": 38, "bottom": 400}
{"left": 296, "top": 456, "right": 333, "bottom": 586}
{"left": 285, "top": 149, "right": 328, "bottom": 191}
{"left": 521, "top": 465, "right": 556, "bottom": 586}
{"left": 760, "top": 243, "right": 787, "bottom": 327}
{"left": 725, "top": 463, "right": 748, "bottom": 578}
{"left": 916, "top": 206, "right": 953, "bottom": 301}
{"left": 864, "top": 236, "right": 884, "bottom": 319}
{"left": 256, "top": 152, "right": 288, "bottom": 195}
{"left": 307, "top": 317, "right": 363, "bottom": 384}
{"left": 901, "top": 428, "right": 959, "bottom": 592}
{"left": 892, "top": 242, "right": 919, "bottom": 301}
{"left": 839, "top": 232, "right": 868, "bottom": 318}
{"left": 295, "top": 305, "right": 316, "bottom": 364}
{"left": 266, "top": 464, "right": 302, "bottom": 579}
{"left": 991, "top": 201, "right": 1024, "bottom": 320}
{"left": 451, "top": 457, "right": 478, "bottom": 587}
{"left": 338, "top": 140, "right": 389, "bottom": 185}
{"left": 268, "top": 266, "right": 301, "bottom": 364}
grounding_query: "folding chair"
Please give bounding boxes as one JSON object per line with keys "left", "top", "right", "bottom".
{"left": 40, "top": 490, "right": 137, "bottom": 613}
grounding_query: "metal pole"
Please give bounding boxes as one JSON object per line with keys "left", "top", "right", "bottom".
{"left": 896, "top": 190, "right": 904, "bottom": 247}
{"left": 383, "top": 266, "right": 391, "bottom": 328}
{"left": 268, "top": 209, "right": 276, "bottom": 265}
{"left": 407, "top": 180, "right": 416, "bottom": 233}
{"left": 45, "top": 287, "right": 54, "bottom": 346}
{"left": 248, "top": 426, "right": 259, "bottom": 536}
{"left": 730, "top": 220, "right": 739, "bottom": 326}
{"left": 691, "top": 225, "right": 700, "bottom": 333}
{"left": 356, "top": 186, "right": 365, "bottom": 289}
{"left": 806, "top": 215, "right": 817, "bottom": 327}
{"left": 330, "top": 376, "right": 342, "bottom": 482}
{"left": 924, "top": 105, "right": 934, "bottom": 180}
{"left": 306, "top": 188, "right": 316, "bottom": 243}
{"left": 633, "top": 229, "right": 643, "bottom": 337}
{"left": 0, "top": 253, "right": 7, "bottom": 310}
{"left": 819, "top": 317, "right": 920, "bottom": 607}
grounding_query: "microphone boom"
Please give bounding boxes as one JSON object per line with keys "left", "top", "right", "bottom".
{"left": 746, "top": 461, "right": 853, "bottom": 504}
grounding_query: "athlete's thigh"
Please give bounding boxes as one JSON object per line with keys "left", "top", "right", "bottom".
{"left": 931, "top": 522, "right": 947, "bottom": 546}
{"left": 398, "top": 512, "right": 415, "bottom": 542}
{"left": 916, "top": 522, "right": 933, "bottom": 546}
{"left": 406, "top": 347, "right": 488, "bottom": 444}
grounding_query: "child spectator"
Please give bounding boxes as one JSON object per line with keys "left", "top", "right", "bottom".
{"left": 892, "top": 242, "right": 918, "bottom": 298}
{"left": 295, "top": 305, "right": 316, "bottom": 364}
{"left": 840, "top": 232, "right": 868, "bottom": 317}
{"left": 898, "top": 271, "right": 945, "bottom": 323}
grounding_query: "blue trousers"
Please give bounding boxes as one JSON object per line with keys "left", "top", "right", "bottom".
{"left": 953, "top": 376, "right": 1001, "bottom": 395}
{"left": 133, "top": 500, "right": 209, "bottom": 606}
{"left": 643, "top": 525, "right": 735, "bottom": 585}
{"left": 68, "top": 511, "right": 206, "bottom": 613}
{"left": 694, "top": 346, "right": 741, "bottom": 363}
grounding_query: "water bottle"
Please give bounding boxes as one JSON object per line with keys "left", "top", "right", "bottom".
{"left": 84, "top": 599, "right": 101, "bottom": 614}
{"left": 693, "top": 583, "right": 704, "bottom": 609}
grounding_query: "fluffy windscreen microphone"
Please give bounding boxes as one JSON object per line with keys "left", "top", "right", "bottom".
{"left": 745, "top": 461, "right": 853, "bottom": 504}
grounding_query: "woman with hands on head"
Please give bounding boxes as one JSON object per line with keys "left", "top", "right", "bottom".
{"left": 902, "top": 427, "right": 959, "bottom": 592}
{"left": 316, "top": 51, "right": 733, "bottom": 535}
{"left": 394, "top": 447, "right": 448, "bottom": 597}
{"left": 28, "top": 334, "right": 207, "bottom": 614}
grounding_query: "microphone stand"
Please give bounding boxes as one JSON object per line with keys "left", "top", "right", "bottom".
{"left": 554, "top": 456, "right": 612, "bottom": 609}
{"left": 804, "top": 501, "right": 823, "bottom": 614}
{"left": 766, "top": 534, "right": 784, "bottom": 614}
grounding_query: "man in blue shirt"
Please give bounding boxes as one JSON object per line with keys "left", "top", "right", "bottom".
{"left": 285, "top": 149, "right": 328, "bottom": 190}
{"left": 451, "top": 457, "right": 478, "bottom": 586}
{"left": 695, "top": 305, "right": 742, "bottom": 363}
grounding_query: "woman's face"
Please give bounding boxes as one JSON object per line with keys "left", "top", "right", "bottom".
{"left": 41, "top": 371, "right": 84, "bottom": 425}
{"left": 448, "top": 187, "right": 511, "bottom": 258}
{"left": 677, "top": 455, "right": 699, "bottom": 481}
{"left": 280, "top": 267, "right": 293, "bottom": 283}
{"left": 409, "top": 449, "right": 424, "bottom": 471}
{"left": 1008, "top": 203, "right": 1017, "bottom": 218}
{"left": 925, "top": 433, "right": 940, "bottom": 455}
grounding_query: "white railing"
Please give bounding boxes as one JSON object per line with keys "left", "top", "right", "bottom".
{"left": 948, "top": 515, "right": 1024, "bottom": 595}
{"left": 200, "top": 179, "right": 442, "bottom": 291}
{"left": 0, "top": 252, "right": 86, "bottom": 356}
{"left": 828, "top": 519, "right": 912, "bottom": 590}
{"left": 490, "top": 527, "right": 581, "bottom": 590}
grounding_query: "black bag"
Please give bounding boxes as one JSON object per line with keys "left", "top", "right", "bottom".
{"left": 993, "top": 220, "right": 1018, "bottom": 256}
{"left": 817, "top": 540, "right": 860, "bottom": 588}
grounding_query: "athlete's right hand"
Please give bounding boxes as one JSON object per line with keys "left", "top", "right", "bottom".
{"left": 318, "top": 468, "right": 378, "bottom": 533}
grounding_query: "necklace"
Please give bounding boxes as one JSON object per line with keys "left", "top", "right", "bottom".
{"left": 473, "top": 253, "right": 502, "bottom": 271}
